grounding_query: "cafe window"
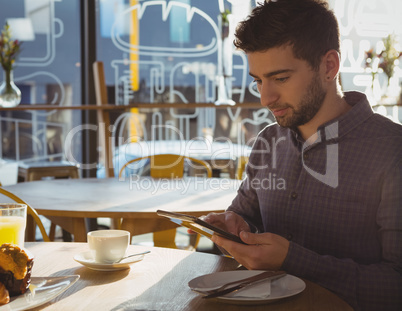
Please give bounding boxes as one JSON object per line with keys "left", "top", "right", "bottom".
{"left": 0, "top": 0, "right": 83, "bottom": 165}
{"left": 0, "top": 0, "right": 400, "bottom": 181}
{"left": 329, "top": 0, "right": 402, "bottom": 105}
{"left": 95, "top": 0, "right": 268, "bottom": 153}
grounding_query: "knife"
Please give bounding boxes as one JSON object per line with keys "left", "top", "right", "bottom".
{"left": 202, "top": 271, "right": 286, "bottom": 299}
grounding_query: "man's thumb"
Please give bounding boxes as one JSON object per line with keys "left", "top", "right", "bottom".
{"left": 240, "top": 231, "right": 256, "bottom": 244}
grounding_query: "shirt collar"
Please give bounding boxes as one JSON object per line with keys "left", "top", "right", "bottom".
{"left": 318, "top": 91, "right": 373, "bottom": 139}
{"left": 291, "top": 91, "right": 373, "bottom": 147}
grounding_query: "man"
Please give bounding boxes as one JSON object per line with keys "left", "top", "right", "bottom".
{"left": 203, "top": 0, "right": 402, "bottom": 310}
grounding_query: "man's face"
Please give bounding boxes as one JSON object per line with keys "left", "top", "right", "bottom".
{"left": 247, "top": 45, "right": 326, "bottom": 130}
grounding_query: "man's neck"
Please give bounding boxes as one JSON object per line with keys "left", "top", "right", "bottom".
{"left": 298, "top": 92, "right": 351, "bottom": 141}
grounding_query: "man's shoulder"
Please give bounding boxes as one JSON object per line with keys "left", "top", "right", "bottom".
{"left": 374, "top": 113, "right": 402, "bottom": 130}
{"left": 354, "top": 114, "right": 402, "bottom": 162}
{"left": 365, "top": 113, "right": 402, "bottom": 138}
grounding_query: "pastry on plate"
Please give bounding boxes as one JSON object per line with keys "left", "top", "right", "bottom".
{"left": 0, "top": 243, "right": 34, "bottom": 305}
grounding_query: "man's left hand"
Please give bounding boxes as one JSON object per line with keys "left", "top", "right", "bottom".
{"left": 211, "top": 231, "right": 290, "bottom": 271}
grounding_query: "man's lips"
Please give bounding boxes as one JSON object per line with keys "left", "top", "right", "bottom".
{"left": 271, "top": 107, "right": 289, "bottom": 117}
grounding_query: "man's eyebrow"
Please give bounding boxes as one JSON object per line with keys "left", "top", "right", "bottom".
{"left": 249, "top": 69, "right": 294, "bottom": 79}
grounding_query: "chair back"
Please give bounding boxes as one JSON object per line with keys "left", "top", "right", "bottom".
{"left": 149, "top": 154, "right": 185, "bottom": 178}
{"left": 236, "top": 156, "right": 249, "bottom": 180}
{"left": 93, "top": 61, "right": 114, "bottom": 177}
{"left": 118, "top": 154, "right": 212, "bottom": 179}
{"left": 0, "top": 187, "right": 50, "bottom": 242}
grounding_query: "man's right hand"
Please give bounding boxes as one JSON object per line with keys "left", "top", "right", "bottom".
{"left": 201, "top": 211, "right": 251, "bottom": 236}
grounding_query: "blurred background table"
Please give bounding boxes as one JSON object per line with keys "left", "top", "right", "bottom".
{"left": 102, "top": 140, "right": 252, "bottom": 179}
{"left": 3, "top": 177, "right": 240, "bottom": 242}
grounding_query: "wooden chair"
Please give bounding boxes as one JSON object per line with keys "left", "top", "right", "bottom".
{"left": 17, "top": 161, "right": 79, "bottom": 241}
{"left": 119, "top": 153, "right": 212, "bottom": 249}
{"left": 93, "top": 61, "right": 114, "bottom": 178}
{"left": 118, "top": 154, "right": 212, "bottom": 179}
{"left": 0, "top": 187, "right": 51, "bottom": 242}
{"left": 93, "top": 60, "right": 126, "bottom": 233}
{"left": 94, "top": 61, "right": 212, "bottom": 250}
{"left": 18, "top": 161, "right": 79, "bottom": 182}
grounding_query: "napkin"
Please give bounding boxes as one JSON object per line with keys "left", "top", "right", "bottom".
{"left": 227, "top": 278, "right": 271, "bottom": 298}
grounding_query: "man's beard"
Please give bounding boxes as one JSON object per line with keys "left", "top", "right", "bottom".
{"left": 275, "top": 73, "right": 327, "bottom": 130}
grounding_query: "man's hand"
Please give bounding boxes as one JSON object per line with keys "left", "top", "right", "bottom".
{"left": 211, "top": 231, "right": 290, "bottom": 271}
{"left": 201, "top": 211, "right": 251, "bottom": 235}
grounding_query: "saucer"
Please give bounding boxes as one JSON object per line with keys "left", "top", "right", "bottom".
{"left": 74, "top": 251, "right": 145, "bottom": 271}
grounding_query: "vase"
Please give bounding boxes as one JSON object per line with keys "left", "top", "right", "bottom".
{"left": 0, "top": 70, "right": 21, "bottom": 108}
{"left": 221, "top": 24, "right": 229, "bottom": 39}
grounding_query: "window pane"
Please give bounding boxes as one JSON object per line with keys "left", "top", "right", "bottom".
{"left": 95, "top": 0, "right": 270, "bottom": 179}
{"left": 0, "top": 0, "right": 83, "bottom": 166}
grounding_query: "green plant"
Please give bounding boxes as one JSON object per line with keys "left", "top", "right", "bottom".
{"left": 0, "top": 22, "right": 22, "bottom": 72}
{"left": 221, "top": 9, "right": 231, "bottom": 25}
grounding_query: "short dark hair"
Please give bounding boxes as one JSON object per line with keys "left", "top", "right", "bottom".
{"left": 233, "top": 0, "right": 340, "bottom": 70}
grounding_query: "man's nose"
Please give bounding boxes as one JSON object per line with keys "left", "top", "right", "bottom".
{"left": 259, "top": 83, "right": 279, "bottom": 108}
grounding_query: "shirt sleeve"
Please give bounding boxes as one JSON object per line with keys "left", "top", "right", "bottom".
{"left": 282, "top": 159, "right": 402, "bottom": 311}
{"left": 227, "top": 155, "right": 264, "bottom": 232}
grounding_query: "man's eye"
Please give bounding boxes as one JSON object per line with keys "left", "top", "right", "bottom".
{"left": 275, "top": 77, "right": 289, "bottom": 83}
{"left": 253, "top": 79, "right": 262, "bottom": 84}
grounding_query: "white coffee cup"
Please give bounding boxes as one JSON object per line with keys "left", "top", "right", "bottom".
{"left": 87, "top": 230, "right": 130, "bottom": 263}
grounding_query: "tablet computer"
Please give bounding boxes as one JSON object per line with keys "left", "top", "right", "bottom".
{"left": 156, "top": 210, "right": 246, "bottom": 245}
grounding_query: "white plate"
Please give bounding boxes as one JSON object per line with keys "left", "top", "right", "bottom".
{"left": 0, "top": 275, "right": 79, "bottom": 311}
{"left": 188, "top": 270, "right": 305, "bottom": 305}
{"left": 73, "top": 251, "right": 145, "bottom": 271}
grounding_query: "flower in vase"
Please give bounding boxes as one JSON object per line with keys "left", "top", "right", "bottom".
{"left": 378, "top": 35, "right": 402, "bottom": 85}
{"left": 220, "top": 9, "right": 231, "bottom": 39}
{"left": 364, "top": 34, "right": 402, "bottom": 87}
{"left": 364, "top": 48, "right": 377, "bottom": 85}
{"left": 0, "top": 22, "right": 22, "bottom": 72}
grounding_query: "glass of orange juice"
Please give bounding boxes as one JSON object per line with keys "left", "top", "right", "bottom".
{"left": 0, "top": 203, "right": 27, "bottom": 247}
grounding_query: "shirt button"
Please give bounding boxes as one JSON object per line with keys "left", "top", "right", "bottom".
{"left": 287, "top": 234, "right": 293, "bottom": 240}
{"left": 303, "top": 153, "right": 309, "bottom": 160}
{"left": 290, "top": 192, "right": 298, "bottom": 200}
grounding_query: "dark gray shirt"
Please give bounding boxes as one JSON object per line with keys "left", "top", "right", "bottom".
{"left": 228, "top": 91, "right": 402, "bottom": 311}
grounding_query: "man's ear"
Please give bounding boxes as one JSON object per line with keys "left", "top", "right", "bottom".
{"left": 321, "top": 49, "right": 340, "bottom": 81}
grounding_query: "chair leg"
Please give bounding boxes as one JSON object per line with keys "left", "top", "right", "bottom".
{"left": 62, "top": 229, "right": 72, "bottom": 242}
{"left": 189, "top": 232, "right": 201, "bottom": 250}
{"left": 25, "top": 215, "right": 36, "bottom": 242}
{"left": 49, "top": 223, "right": 57, "bottom": 241}
{"left": 153, "top": 229, "right": 177, "bottom": 249}
{"left": 49, "top": 223, "right": 72, "bottom": 242}
{"left": 112, "top": 218, "right": 122, "bottom": 229}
